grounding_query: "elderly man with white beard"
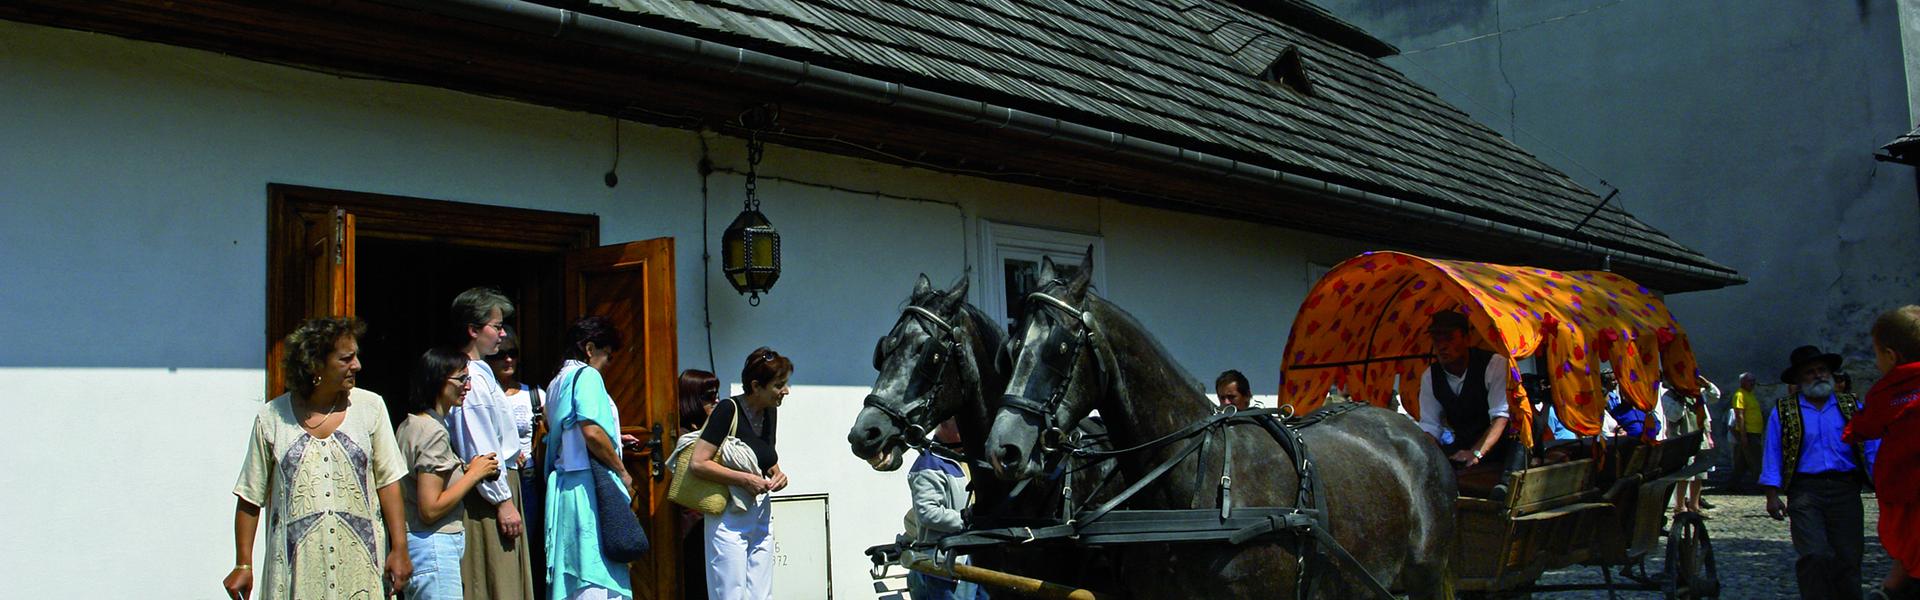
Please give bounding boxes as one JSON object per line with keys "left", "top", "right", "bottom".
{"left": 1761, "top": 345, "right": 1881, "bottom": 600}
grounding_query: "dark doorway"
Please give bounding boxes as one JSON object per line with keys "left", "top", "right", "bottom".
{"left": 265, "top": 184, "right": 599, "bottom": 399}
{"left": 354, "top": 238, "right": 565, "bottom": 403}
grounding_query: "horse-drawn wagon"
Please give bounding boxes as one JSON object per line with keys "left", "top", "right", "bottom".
{"left": 1280, "top": 251, "right": 1720, "bottom": 598}
{"left": 850, "top": 251, "right": 1719, "bottom": 598}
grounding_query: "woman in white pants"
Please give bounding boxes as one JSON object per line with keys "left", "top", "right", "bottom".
{"left": 689, "top": 347, "right": 793, "bottom": 600}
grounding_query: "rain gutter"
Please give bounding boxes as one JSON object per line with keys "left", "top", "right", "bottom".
{"left": 373, "top": 0, "right": 1744, "bottom": 289}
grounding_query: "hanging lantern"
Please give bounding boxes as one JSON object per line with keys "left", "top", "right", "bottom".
{"left": 722, "top": 127, "right": 780, "bottom": 305}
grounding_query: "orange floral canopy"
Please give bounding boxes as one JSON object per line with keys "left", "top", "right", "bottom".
{"left": 1279, "top": 252, "right": 1699, "bottom": 442}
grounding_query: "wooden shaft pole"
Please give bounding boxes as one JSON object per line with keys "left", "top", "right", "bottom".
{"left": 906, "top": 558, "right": 1118, "bottom": 600}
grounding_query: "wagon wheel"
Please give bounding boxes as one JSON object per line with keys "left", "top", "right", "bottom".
{"left": 1661, "top": 511, "right": 1720, "bottom": 599}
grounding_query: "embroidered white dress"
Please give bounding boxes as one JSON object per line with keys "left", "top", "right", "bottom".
{"left": 234, "top": 388, "right": 406, "bottom": 600}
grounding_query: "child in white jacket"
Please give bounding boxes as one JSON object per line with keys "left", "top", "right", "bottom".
{"left": 902, "top": 419, "right": 988, "bottom": 600}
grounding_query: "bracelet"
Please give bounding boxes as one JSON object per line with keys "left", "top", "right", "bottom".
{"left": 234, "top": 564, "right": 252, "bottom": 570}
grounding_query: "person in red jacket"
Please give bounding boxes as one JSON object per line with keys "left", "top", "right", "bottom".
{"left": 1849, "top": 305, "right": 1920, "bottom": 600}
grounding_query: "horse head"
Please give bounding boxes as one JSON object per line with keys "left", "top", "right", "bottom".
{"left": 988, "top": 250, "right": 1105, "bottom": 481}
{"left": 848, "top": 272, "right": 998, "bottom": 471}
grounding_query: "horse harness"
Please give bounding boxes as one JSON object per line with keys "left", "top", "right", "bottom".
{"left": 864, "top": 304, "right": 976, "bottom": 457}
{"left": 925, "top": 287, "right": 1398, "bottom": 598}
{"left": 998, "top": 290, "right": 1117, "bottom": 452}
{"left": 870, "top": 290, "right": 1400, "bottom": 598}
{"left": 891, "top": 402, "right": 1396, "bottom": 599}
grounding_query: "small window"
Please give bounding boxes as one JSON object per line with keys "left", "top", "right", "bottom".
{"left": 978, "top": 221, "right": 1106, "bottom": 335}
{"left": 1260, "top": 46, "right": 1313, "bottom": 95}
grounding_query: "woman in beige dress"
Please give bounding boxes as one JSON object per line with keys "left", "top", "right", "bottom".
{"left": 223, "top": 317, "right": 411, "bottom": 600}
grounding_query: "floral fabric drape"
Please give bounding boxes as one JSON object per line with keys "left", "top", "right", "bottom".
{"left": 1280, "top": 252, "right": 1699, "bottom": 441}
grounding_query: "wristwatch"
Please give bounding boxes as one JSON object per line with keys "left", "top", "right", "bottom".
{"left": 1471, "top": 449, "right": 1484, "bottom": 460}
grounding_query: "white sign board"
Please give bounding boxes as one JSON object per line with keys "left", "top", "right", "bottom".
{"left": 771, "top": 494, "right": 833, "bottom": 600}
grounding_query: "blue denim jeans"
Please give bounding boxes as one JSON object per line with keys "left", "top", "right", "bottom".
{"left": 406, "top": 530, "right": 466, "bottom": 600}
{"left": 907, "top": 571, "right": 988, "bottom": 600}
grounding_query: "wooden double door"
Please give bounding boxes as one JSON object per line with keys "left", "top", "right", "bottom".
{"left": 267, "top": 184, "right": 685, "bottom": 600}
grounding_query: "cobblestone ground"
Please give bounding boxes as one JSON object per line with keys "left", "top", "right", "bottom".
{"left": 1530, "top": 488, "right": 1890, "bottom": 599}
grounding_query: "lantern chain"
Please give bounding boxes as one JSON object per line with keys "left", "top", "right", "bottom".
{"left": 745, "top": 131, "right": 763, "bottom": 212}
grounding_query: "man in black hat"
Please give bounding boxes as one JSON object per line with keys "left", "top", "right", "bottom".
{"left": 1415, "top": 311, "right": 1523, "bottom": 484}
{"left": 1761, "top": 345, "right": 1880, "bottom": 599}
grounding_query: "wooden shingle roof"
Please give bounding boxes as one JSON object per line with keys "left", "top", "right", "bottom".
{"left": 583, "top": 0, "right": 1734, "bottom": 284}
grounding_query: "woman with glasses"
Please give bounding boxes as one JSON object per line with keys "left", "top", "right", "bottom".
{"left": 690, "top": 347, "right": 793, "bottom": 600}
{"left": 544, "top": 316, "right": 638, "bottom": 600}
{"left": 223, "top": 317, "right": 411, "bottom": 600}
{"left": 489, "top": 330, "right": 550, "bottom": 597}
{"left": 446, "top": 287, "right": 534, "bottom": 600}
{"left": 675, "top": 369, "right": 721, "bottom": 600}
{"left": 393, "top": 347, "right": 504, "bottom": 599}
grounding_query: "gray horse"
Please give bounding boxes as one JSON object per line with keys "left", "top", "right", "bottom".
{"left": 848, "top": 273, "right": 1116, "bottom": 591}
{"left": 986, "top": 253, "right": 1457, "bottom": 599}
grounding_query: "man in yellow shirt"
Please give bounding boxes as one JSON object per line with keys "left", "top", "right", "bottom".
{"left": 1729, "top": 372, "right": 1766, "bottom": 492}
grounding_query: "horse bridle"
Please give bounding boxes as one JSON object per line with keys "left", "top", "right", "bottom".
{"left": 864, "top": 304, "right": 969, "bottom": 451}
{"left": 1001, "top": 290, "right": 1111, "bottom": 453}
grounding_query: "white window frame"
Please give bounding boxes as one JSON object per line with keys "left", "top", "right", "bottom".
{"left": 977, "top": 220, "right": 1107, "bottom": 332}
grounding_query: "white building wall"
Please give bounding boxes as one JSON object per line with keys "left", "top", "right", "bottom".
{"left": 0, "top": 20, "right": 1362, "bottom": 599}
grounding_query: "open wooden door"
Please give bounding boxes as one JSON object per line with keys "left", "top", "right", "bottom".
{"left": 266, "top": 204, "right": 355, "bottom": 399}
{"left": 564, "top": 237, "right": 679, "bottom": 600}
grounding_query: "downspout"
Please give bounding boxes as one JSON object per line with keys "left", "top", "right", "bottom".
{"left": 376, "top": 0, "right": 1743, "bottom": 288}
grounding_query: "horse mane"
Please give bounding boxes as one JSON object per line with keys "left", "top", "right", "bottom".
{"left": 1089, "top": 297, "right": 1201, "bottom": 389}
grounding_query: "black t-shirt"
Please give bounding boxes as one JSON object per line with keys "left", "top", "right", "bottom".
{"left": 700, "top": 397, "right": 778, "bottom": 473}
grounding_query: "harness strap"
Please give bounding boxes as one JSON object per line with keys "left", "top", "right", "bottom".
{"left": 1070, "top": 408, "right": 1283, "bottom": 459}
{"left": 1306, "top": 521, "right": 1399, "bottom": 599}
{"left": 1220, "top": 422, "right": 1235, "bottom": 520}
{"left": 1072, "top": 428, "right": 1212, "bottom": 527}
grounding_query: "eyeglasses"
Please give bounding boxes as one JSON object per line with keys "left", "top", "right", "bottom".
{"left": 486, "top": 350, "right": 518, "bottom": 361}
{"left": 477, "top": 322, "right": 507, "bottom": 333}
{"left": 448, "top": 375, "right": 471, "bottom": 384}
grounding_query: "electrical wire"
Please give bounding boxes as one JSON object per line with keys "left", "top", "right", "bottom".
{"left": 704, "top": 164, "right": 971, "bottom": 273}
{"left": 698, "top": 132, "right": 718, "bottom": 374}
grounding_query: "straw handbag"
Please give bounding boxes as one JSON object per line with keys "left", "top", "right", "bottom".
{"left": 668, "top": 399, "right": 758, "bottom": 514}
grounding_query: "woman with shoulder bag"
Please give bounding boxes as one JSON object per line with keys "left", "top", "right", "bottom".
{"left": 691, "top": 347, "right": 793, "bottom": 600}
{"left": 543, "top": 317, "right": 638, "bottom": 600}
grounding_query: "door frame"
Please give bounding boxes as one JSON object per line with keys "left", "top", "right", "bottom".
{"left": 265, "top": 184, "right": 600, "bottom": 397}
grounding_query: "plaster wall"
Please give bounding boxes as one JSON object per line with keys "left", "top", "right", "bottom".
{"left": 1901, "top": 0, "right": 1920, "bottom": 121}
{"left": 1319, "top": 0, "right": 1920, "bottom": 386}
{"left": 0, "top": 20, "right": 1366, "bottom": 598}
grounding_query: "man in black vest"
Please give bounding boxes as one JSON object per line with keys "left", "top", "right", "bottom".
{"left": 1415, "top": 311, "right": 1522, "bottom": 478}
{"left": 1762, "top": 345, "right": 1876, "bottom": 599}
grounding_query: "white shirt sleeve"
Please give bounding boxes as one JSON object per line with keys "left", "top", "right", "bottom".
{"left": 446, "top": 360, "right": 515, "bottom": 504}
{"left": 1484, "top": 356, "right": 1510, "bottom": 420}
{"left": 1415, "top": 366, "right": 1443, "bottom": 438}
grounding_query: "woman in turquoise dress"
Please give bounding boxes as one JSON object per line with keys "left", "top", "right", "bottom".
{"left": 543, "top": 316, "right": 638, "bottom": 600}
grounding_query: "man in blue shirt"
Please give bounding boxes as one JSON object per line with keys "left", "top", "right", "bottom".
{"left": 1762, "top": 345, "right": 1879, "bottom": 600}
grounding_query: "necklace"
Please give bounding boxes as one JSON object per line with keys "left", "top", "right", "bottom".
{"left": 300, "top": 395, "right": 342, "bottom": 430}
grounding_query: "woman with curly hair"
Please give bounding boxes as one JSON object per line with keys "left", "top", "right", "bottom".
{"left": 223, "top": 317, "right": 411, "bottom": 600}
